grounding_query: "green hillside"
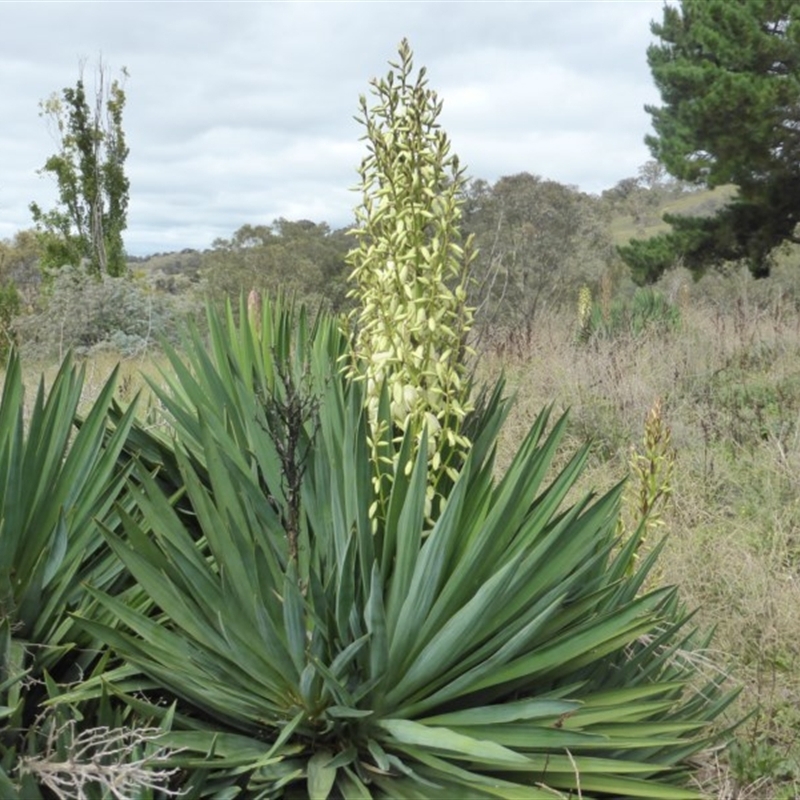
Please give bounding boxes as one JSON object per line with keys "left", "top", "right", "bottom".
{"left": 609, "top": 184, "right": 737, "bottom": 246}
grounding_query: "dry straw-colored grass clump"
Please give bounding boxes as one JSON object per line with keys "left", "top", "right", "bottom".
{"left": 18, "top": 722, "right": 182, "bottom": 800}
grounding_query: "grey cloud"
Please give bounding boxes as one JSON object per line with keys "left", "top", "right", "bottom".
{"left": 1, "top": 1, "right": 667, "bottom": 254}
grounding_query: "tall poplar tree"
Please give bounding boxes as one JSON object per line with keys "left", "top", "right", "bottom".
{"left": 621, "top": 0, "right": 800, "bottom": 283}
{"left": 30, "top": 63, "right": 130, "bottom": 277}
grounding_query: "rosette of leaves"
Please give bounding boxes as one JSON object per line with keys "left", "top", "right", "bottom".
{"left": 67, "top": 298, "right": 735, "bottom": 799}
{"left": 346, "top": 39, "right": 475, "bottom": 514}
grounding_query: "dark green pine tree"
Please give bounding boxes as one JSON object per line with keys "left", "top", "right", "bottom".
{"left": 621, "top": 0, "right": 800, "bottom": 283}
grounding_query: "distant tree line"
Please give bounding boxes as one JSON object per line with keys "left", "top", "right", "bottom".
{"left": 4, "top": 166, "right": 683, "bottom": 358}
{"left": 202, "top": 219, "right": 352, "bottom": 312}
{"left": 13, "top": 0, "right": 800, "bottom": 361}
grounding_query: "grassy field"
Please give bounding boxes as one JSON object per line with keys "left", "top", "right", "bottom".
{"left": 476, "top": 276, "right": 800, "bottom": 799}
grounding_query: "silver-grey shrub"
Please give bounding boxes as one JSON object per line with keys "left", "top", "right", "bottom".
{"left": 14, "top": 265, "right": 180, "bottom": 359}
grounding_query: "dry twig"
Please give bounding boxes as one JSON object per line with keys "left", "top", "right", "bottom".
{"left": 19, "top": 721, "right": 183, "bottom": 800}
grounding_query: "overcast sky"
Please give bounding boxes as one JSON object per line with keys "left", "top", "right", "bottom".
{"left": 1, "top": 1, "right": 668, "bottom": 256}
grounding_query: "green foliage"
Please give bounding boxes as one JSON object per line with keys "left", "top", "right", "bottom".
{"left": 581, "top": 287, "right": 681, "bottom": 341}
{"left": 626, "top": 0, "right": 800, "bottom": 282}
{"left": 0, "top": 230, "right": 42, "bottom": 305}
{"left": 619, "top": 204, "right": 794, "bottom": 284}
{"left": 0, "top": 349, "right": 141, "bottom": 796}
{"left": 30, "top": 63, "right": 130, "bottom": 276}
{"left": 203, "top": 220, "right": 351, "bottom": 311}
{"left": 0, "top": 283, "right": 20, "bottom": 361}
{"left": 465, "top": 173, "right": 616, "bottom": 334}
{"left": 728, "top": 734, "right": 800, "bottom": 794}
{"left": 60, "top": 298, "right": 735, "bottom": 799}
{"left": 0, "top": 231, "right": 38, "bottom": 361}
{"left": 618, "top": 223, "right": 703, "bottom": 286}
{"left": 693, "top": 354, "right": 800, "bottom": 450}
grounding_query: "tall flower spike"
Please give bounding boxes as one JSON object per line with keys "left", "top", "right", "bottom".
{"left": 346, "top": 39, "right": 475, "bottom": 521}
{"left": 619, "top": 397, "right": 676, "bottom": 580}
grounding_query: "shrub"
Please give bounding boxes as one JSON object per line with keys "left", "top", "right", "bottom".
{"left": 14, "top": 265, "right": 178, "bottom": 359}
{"left": 0, "top": 281, "right": 20, "bottom": 360}
{"left": 581, "top": 287, "right": 681, "bottom": 341}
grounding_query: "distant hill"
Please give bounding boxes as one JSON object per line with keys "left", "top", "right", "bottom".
{"left": 609, "top": 185, "right": 737, "bottom": 246}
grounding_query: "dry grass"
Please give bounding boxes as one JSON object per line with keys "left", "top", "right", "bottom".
{"left": 4, "top": 349, "right": 174, "bottom": 430}
{"left": 18, "top": 721, "right": 183, "bottom": 800}
{"left": 477, "top": 281, "right": 800, "bottom": 799}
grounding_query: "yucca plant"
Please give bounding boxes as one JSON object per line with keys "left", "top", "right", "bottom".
{"left": 581, "top": 288, "right": 681, "bottom": 342}
{"left": 58, "top": 40, "right": 735, "bottom": 798}
{"left": 0, "top": 349, "right": 152, "bottom": 797}
{"left": 57, "top": 297, "right": 735, "bottom": 799}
